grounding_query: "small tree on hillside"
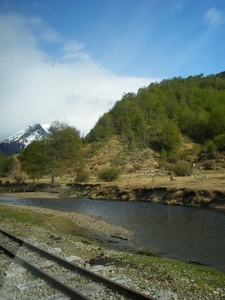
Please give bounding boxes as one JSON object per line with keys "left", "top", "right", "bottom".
{"left": 208, "top": 106, "right": 225, "bottom": 138}
{"left": 157, "top": 120, "right": 182, "bottom": 153}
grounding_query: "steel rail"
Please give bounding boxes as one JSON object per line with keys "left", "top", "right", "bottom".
{"left": 0, "top": 243, "right": 90, "bottom": 300}
{"left": 0, "top": 228, "right": 156, "bottom": 300}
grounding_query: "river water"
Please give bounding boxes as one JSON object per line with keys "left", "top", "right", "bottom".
{"left": 0, "top": 197, "right": 225, "bottom": 273}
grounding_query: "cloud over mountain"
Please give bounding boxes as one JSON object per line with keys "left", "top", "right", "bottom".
{"left": 0, "top": 13, "right": 158, "bottom": 140}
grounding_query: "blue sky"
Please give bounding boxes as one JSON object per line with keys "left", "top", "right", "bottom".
{"left": 0, "top": 0, "right": 225, "bottom": 140}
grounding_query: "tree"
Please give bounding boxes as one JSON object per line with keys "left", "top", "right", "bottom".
{"left": 86, "top": 113, "right": 113, "bottom": 142}
{"left": 19, "top": 121, "right": 83, "bottom": 186}
{"left": 0, "top": 152, "right": 8, "bottom": 177}
{"left": 208, "top": 106, "right": 225, "bottom": 138}
{"left": 44, "top": 121, "right": 83, "bottom": 186}
{"left": 214, "top": 134, "right": 225, "bottom": 151}
{"left": 0, "top": 153, "right": 16, "bottom": 177}
{"left": 157, "top": 120, "right": 182, "bottom": 153}
{"left": 19, "top": 140, "right": 47, "bottom": 181}
{"left": 2, "top": 155, "right": 26, "bottom": 190}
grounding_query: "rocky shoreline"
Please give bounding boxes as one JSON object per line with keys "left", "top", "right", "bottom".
{"left": 1, "top": 203, "right": 134, "bottom": 244}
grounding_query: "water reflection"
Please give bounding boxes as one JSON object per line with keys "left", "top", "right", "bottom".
{"left": 0, "top": 196, "right": 224, "bottom": 272}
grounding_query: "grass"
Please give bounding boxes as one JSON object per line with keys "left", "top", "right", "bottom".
{"left": 137, "top": 246, "right": 159, "bottom": 257}
{"left": 0, "top": 204, "right": 89, "bottom": 237}
{"left": 120, "top": 252, "right": 225, "bottom": 291}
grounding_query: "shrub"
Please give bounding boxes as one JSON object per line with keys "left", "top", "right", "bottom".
{"left": 160, "top": 148, "right": 180, "bottom": 163}
{"left": 97, "top": 167, "right": 120, "bottom": 182}
{"left": 167, "top": 151, "right": 180, "bottom": 163}
{"left": 160, "top": 148, "right": 167, "bottom": 160}
{"left": 205, "top": 140, "right": 217, "bottom": 153}
{"left": 84, "top": 142, "right": 102, "bottom": 158}
{"left": 204, "top": 160, "right": 216, "bottom": 170}
{"left": 110, "top": 157, "right": 127, "bottom": 167}
{"left": 214, "top": 134, "right": 225, "bottom": 151}
{"left": 137, "top": 247, "right": 159, "bottom": 257}
{"left": 173, "top": 161, "right": 192, "bottom": 176}
{"left": 75, "top": 170, "right": 90, "bottom": 182}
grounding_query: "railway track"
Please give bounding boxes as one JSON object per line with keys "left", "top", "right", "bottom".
{"left": 0, "top": 229, "right": 156, "bottom": 300}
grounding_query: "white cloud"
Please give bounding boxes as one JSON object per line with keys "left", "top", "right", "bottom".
{"left": 203, "top": 7, "right": 224, "bottom": 27}
{"left": 173, "top": 2, "right": 184, "bottom": 12}
{"left": 0, "top": 13, "right": 159, "bottom": 140}
{"left": 61, "top": 41, "right": 90, "bottom": 62}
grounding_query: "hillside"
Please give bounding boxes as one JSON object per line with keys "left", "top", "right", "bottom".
{"left": 1, "top": 134, "right": 225, "bottom": 211}
{"left": 84, "top": 73, "right": 225, "bottom": 159}
{"left": 83, "top": 135, "right": 225, "bottom": 183}
{"left": 80, "top": 73, "right": 225, "bottom": 193}
{"left": 1, "top": 133, "right": 225, "bottom": 211}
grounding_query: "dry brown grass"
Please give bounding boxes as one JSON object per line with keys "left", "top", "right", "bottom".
{"left": 82, "top": 136, "right": 225, "bottom": 191}
{"left": 2, "top": 136, "right": 225, "bottom": 192}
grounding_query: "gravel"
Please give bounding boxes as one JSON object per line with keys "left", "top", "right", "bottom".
{"left": 0, "top": 205, "right": 224, "bottom": 300}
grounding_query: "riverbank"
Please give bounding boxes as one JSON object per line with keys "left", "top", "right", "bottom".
{"left": 0, "top": 203, "right": 133, "bottom": 242}
{"left": 1, "top": 176, "right": 225, "bottom": 211}
{"left": 0, "top": 204, "right": 224, "bottom": 299}
{"left": 1, "top": 188, "right": 225, "bottom": 216}
{"left": 1, "top": 169, "right": 225, "bottom": 210}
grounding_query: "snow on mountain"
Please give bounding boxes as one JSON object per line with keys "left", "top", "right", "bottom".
{"left": 0, "top": 123, "right": 50, "bottom": 156}
{"left": 41, "top": 123, "right": 51, "bottom": 133}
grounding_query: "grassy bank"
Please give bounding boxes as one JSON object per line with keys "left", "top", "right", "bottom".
{"left": 0, "top": 204, "right": 90, "bottom": 237}
{"left": 120, "top": 253, "right": 225, "bottom": 292}
{"left": 0, "top": 204, "right": 224, "bottom": 296}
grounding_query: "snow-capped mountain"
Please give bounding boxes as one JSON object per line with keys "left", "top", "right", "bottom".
{"left": 0, "top": 123, "right": 50, "bottom": 156}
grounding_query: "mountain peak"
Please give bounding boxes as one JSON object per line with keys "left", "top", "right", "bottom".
{"left": 0, "top": 123, "right": 50, "bottom": 156}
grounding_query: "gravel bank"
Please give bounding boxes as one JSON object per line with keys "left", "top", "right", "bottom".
{"left": 0, "top": 205, "right": 224, "bottom": 299}
{"left": 1, "top": 204, "right": 134, "bottom": 242}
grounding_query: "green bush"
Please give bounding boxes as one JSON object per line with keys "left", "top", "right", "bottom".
{"left": 75, "top": 170, "right": 90, "bottom": 182}
{"left": 160, "top": 148, "right": 167, "bottom": 160}
{"left": 0, "top": 155, "right": 16, "bottom": 177}
{"left": 214, "top": 134, "right": 225, "bottom": 151}
{"left": 97, "top": 167, "right": 120, "bottom": 182}
{"left": 137, "top": 247, "right": 159, "bottom": 257}
{"left": 203, "top": 160, "right": 216, "bottom": 170}
{"left": 173, "top": 161, "right": 192, "bottom": 176}
{"left": 205, "top": 140, "right": 217, "bottom": 153}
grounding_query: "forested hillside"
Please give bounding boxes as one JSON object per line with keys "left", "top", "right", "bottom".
{"left": 1, "top": 72, "right": 225, "bottom": 184}
{"left": 85, "top": 72, "right": 225, "bottom": 158}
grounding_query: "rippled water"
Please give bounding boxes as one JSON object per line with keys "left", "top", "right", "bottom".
{"left": 1, "top": 196, "right": 225, "bottom": 272}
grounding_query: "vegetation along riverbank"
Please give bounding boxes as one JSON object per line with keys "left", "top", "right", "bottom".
{"left": 1, "top": 172, "right": 225, "bottom": 211}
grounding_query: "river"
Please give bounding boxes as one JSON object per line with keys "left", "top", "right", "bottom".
{"left": 0, "top": 196, "right": 225, "bottom": 273}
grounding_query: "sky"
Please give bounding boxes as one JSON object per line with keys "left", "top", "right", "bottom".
{"left": 0, "top": 0, "right": 225, "bottom": 141}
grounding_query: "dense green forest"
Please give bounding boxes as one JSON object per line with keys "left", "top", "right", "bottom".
{"left": 85, "top": 72, "right": 225, "bottom": 157}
